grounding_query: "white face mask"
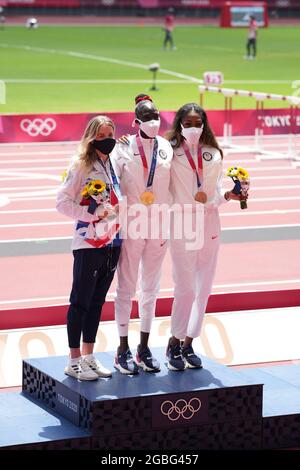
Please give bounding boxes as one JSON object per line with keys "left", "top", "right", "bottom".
{"left": 181, "top": 124, "right": 204, "bottom": 145}
{"left": 138, "top": 118, "right": 161, "bottom": 138}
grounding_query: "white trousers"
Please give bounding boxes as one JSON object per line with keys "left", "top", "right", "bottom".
{"left": 170, "top": 208, "right": 221, "bottom": 339}
{"left": 115, "top": 237, "right": 168, "bottom": 337}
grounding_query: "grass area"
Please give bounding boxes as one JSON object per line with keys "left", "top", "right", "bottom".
{"left": 0, "top": 25, "right": 299, "bottom": 114}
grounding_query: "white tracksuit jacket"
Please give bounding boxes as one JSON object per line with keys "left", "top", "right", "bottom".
{"left": 169, "top": 143, "right": 228, "bottom": 339}
{"left": 110, "top": 134, "right": 173, "bottom": 336}
{"left": 56, "top": 157, "right": 121, "bottom": 251}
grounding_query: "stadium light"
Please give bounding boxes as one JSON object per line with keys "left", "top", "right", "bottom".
{"left": 149, "top": 63, "right": 160, "bottom": 91}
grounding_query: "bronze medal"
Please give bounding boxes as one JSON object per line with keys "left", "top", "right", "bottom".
{"left": 140, "top": 190, "right": 155, "bottom": 205}
{"left": 194, "top": 191, "right": 207, "bottom": 204}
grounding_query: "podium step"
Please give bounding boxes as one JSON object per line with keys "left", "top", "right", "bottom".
{"left": 22, "top": 348, "right": 263, "bottom": 450}
{"left": 0, "top": 392, "right": 90, "bottom": 450}
{"left": 238, "top": 364, "right": 300, "bottom": 449}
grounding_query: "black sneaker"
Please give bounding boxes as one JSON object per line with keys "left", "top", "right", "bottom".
{"left": 136, "top": 345, "right": 160, "bottom": 373}
{"left": 114, "top": 349, "right": 139, "bottom": 375}
{"left": 166, "top": 342, "right": 185, "bottom": 371}
{"left": 182, "top": 345, "right": 203, "bottom": 369}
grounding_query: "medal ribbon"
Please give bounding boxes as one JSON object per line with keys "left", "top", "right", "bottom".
{"left": 98, "top": 158, "right": 122, "bottom": 201}
{"left": 136, "top": 135, "right": 158, "bottom": 190}
{"left": 181, "top": 140, "right": 203, "bottom": 189}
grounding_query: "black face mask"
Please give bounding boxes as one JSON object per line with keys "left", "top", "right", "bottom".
{"left": 92, "top": 138, "right": 116, "bottom": 155}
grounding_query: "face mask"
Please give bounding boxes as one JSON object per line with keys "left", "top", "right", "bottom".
{"left": 138, "top": 118, "right": 161, "bottom": 138}
{"left": 93, "top": 138, "right": 116, "bottom": 155}
{"left": 181, "top": 125, "right": 204, "bottom": 145}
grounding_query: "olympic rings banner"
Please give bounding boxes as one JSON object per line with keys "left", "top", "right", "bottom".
{"left": 0, "top": 108, "right": 299, "bottom": 143}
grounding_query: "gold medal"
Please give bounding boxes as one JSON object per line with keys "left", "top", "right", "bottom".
{"left": 140, "top": 190, "right": 155, "bottom": 205}
{"left": 195, "top": 191, "right": 207, "bottom": 204}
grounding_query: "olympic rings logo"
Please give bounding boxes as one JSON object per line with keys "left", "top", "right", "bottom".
{"left": 20, "top": 118, "right": 57, "bottom": 137}
{"left": 160, "top": 398, "right": 201, "bottom": 421}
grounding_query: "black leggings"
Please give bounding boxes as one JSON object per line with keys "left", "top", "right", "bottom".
{"left": 247, "top": 38, "right": 257, "bottom": 57}
{"left": 67, "top": 246, "right": 121, "bottom": 348}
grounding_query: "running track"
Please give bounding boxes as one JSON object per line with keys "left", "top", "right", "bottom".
{"left": 0, "top": 138, "right": 300, "bottom": 310}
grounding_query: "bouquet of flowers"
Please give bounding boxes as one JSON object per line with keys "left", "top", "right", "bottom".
{"left": 81, "top": 179, "right": 108, "bottom": 215}
{"left": 226, "top": 167, "right": 250, "bottom": 210}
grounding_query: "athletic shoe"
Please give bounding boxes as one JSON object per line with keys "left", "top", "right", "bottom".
{"left": 64, "top": 358, "right": 98, "bottom": 381}
{"left": 166, "top": 342, "right": 185, "bottom": 371}
{"left": 182, "top": 345, "right": 203, "bottom": 369}
{"left": 83, "top": 355, "right": 112, "bottom": 378}
{"left": 114, "top": 349, "right": 139, "bottom": 375}
{"left": 135, "top": 345, "right": 160, "bottom": 373}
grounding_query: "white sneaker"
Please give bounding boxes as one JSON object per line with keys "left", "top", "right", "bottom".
{"left": 64, "top": 358, "right": 98, "bottom": 381}
{"left": 83, "top": 355, "right": 112, "bottom": 378}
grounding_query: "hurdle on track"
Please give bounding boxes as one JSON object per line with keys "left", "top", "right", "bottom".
{"left": 199, "top": 85, "right": 300, "bottom": 161}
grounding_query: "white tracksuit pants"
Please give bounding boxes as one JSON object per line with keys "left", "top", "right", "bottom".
{"left": 170, "top": 208, "right": 221, "bottom": 339}
{"left": 115, "top": 236, "right": 168, "bottom": 337}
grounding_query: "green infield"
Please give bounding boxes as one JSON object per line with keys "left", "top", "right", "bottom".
{"left": 0, "top": 25, "right": 299, "bottom": 114}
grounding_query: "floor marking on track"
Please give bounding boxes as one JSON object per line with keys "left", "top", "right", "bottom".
{"left": 0, "top": 43, "right": 201, "bottom": 83}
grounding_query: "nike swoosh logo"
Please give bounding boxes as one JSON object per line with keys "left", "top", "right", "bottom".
{"left": 160, "top": 241, "right": 167, "bottom": 247}
{"left": 174, "top": 355, "right": 181, "bottom": 359}
{"left": 212, "top": 236, "right": 218, "bottom": 240}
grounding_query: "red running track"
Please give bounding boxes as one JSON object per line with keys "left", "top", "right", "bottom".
{"left": 0, "top": 139, "right": 300, "bottom": 311}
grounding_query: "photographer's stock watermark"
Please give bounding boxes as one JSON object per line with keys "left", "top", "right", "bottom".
{"left": 73, "top": 197, "right": 205, "bottom": 251}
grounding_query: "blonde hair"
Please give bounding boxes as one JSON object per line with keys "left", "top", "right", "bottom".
{"left": 78, "top": 115, "right": 115, "bottom": 169}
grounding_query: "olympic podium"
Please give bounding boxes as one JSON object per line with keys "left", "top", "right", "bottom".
{"left": 20, "top": 348, "right": 263, "bottom": 450}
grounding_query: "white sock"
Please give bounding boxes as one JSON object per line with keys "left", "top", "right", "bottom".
{"left": 83, "top": 354, "right": 94, "bottom": 361}
{"left": 70, "top": 356, "right": 81, "bottom": 366}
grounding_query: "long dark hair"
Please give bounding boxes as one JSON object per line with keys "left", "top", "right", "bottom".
{"left": 165, "top": 103, "right": 223, "bottom": 158}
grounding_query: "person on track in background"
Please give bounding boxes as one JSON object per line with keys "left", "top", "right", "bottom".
{"left": 163, "top": 7, "right": 176, "bottom": 51}
{"left": 245, "top": 15, "right": 258, "bottom": 60}
{"left": 56, "top": 116, "right": 122, "bottom": 381}
{"left": 165, "top": 103, "right": 248, "bottom": 371}
{"left": 110, "top": 94, "right": 173, "bottom": 375}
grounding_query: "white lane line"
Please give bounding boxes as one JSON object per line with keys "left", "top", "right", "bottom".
{"left": 2, "top": 191, "right": 58, "bottom": 199}
{"left": 0, "top": 141, "right": 78, "bottom": 148}
{"left": 0, "top": 165, "right": 66, "bottom": 172}
{"left": 0, "top": 208, "right": 56, "bottom": 215}
{"left": 0, "top": 170, "right": 61, "bottom": 182}
{"left": 249, "top": 175, "right": 300, "bottom": 181}
{"left": 3, "top": 79, "right": 195, "bottom": 84}
{"left": 0, "top": 185, "right": 56, "bottom": 192}
{"left": 160, "top": 279, "right": 300, "bottom": 292}
{"left": 2, "top": 78, "right": 296, "bottom": 84}
{"left": 222, "top": 223, "right": 300, "bottom": 230}
{"left": 0, "top": 236, "right": 72, "bottom": 243}
{"left": 221, "top": 209, "right": 300, "bottom": 216}
{"left": 5, "top": 196, "right": 57, "bottom": 202}
{"left": 0, "top": 221, "right": 72, "bottom": 228}
{"left": 7, "top": 196, "right": 300, "bottom": 205}
{"left": 2, "top": 208, "right": 299, "bottom": 217}
{"left": 0, "top": 164, "right": 296, "bottom": 173}
{"left": 0, "top": 158, "right": 72, "bottom": 164}
{"left": 0, "top": 150, "right": 76, "bottom": 157}
{"left": 0, "top": 176, "right": 59, "bottom": 182}
{"left": 2, "top": 279, "right": 300, "bottom": 306}
{"left": 0, "top": 296, "right": 69, "bottom": 305}
{"left": 0, "top": 222, "right": 299, "bottom": 241}
{"left": 249, "top": 185, "right": 300, "bottom": 192}
{"left": 0, "top": 203, "right": 300, "bottom": 216}
{"left": 0, "top": 43, "right": 201, "bottom": 83}
{"left": 250, "top": 196, "right": 300, "bottom": 201}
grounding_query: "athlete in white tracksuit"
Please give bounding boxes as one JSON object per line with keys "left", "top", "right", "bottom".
{"left": 110, "top": 94, "right": 173, "bottom": 374}
{"left": 165, "top": 103, "right": 246, "bottom": 371}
